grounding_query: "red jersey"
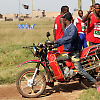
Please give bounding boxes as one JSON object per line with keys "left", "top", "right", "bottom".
{"left": 55, "top": 15, "right": 63, "bottom": 40}
{"left": 87, "top": 13, "right": 100, "bottom": 43}
{"left": 54, "top": 15, "right": 64, "bottom": 51}
{"left": 76, "top": 17, "right": 85, "bottom": 33}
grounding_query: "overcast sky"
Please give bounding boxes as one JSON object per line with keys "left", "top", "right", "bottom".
{"left": 0, "top": 0, "right": 100, "bottom": 14}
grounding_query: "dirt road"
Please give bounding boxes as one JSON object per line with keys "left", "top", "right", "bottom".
{"left": 0, "top": 81, "right": 84, "bottom": 100}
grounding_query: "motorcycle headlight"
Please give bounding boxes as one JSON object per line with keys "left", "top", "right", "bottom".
{"left": 37, "top": 42, "right": 43, "bottom": 48}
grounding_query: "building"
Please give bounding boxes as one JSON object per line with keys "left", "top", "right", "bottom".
{"left": 0, "top": 14, "right": 3, "bottom": 18}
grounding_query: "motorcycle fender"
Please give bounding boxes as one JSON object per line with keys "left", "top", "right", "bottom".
{"left": 17, "top": 60, "right": 45, "bottom": 67}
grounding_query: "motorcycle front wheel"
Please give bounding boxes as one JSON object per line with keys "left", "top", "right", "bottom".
{"left": 16, "top": 68, "right": 46, "bottom": 98}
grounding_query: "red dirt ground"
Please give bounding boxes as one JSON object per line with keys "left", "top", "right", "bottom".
{"left": 0, "top": 80, "right": 84, "bottom": 100}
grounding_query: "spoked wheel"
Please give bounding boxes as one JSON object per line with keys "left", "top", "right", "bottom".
{"left": 16, "top": 68, "right": 46, "bottom": 98}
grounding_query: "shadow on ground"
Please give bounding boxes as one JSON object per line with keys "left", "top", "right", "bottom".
{"left": 41, "top": 81, "right": 85, "bottom": 97}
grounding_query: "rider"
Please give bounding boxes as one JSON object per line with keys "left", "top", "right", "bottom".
{"left": 53, "top": 12, "right": 100, "bottom": 92}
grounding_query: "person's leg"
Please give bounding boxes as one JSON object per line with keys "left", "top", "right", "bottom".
{"left": 75, "top": 61, "right": 96, "bottom": 83}
{"left": 69, "top": 50, "right": 96, "bottom": 84}
{"left": 69, "top": 50, "right": 100, "bottom": 92}
{"left": 79, "top": 33, "right": 83, "bottom": 50}
{"left": 83, "top": 34, "right": 87, "bottom": 48}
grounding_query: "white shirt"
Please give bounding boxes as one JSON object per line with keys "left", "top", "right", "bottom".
{"left": 74, "top": 16, "right": 82, "bottom": 26}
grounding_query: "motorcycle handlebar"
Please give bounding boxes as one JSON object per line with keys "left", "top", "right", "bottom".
{"left": 23, "top": 46, "right": 28, "bottom": 48}
{"left": 45, "top": 40, "right": 54, "bottom": 45}
{"left": 23, "top": 46, "right": 34, "bottom": 49}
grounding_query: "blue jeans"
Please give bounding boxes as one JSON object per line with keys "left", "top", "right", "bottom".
{"left": 69, "top": 50, "right": 96, "bottom": 84}
{"left": 79, "top": 33, "right": 87, "bottom": 50}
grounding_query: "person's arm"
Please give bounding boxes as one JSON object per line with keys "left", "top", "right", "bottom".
{"left": 60, "top": 17, "right": 65, "bottom": 32}
{"left": 53, "top": 40, "right": 60, "bottom": 48}
{"left": 82, "top": 4, "right": 95, "bottom": 22}
{"left": 74, "top": 18, "right": 78, "bottom": 26}
{"left": 56, "top": 25, "right": 77, "bottom": 45}
{"left": 82, "top": 12, "right": 91, "bottom": 22}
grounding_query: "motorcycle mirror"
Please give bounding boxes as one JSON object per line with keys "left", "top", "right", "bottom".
{"left": 33, "top": 43, "right": 35, "bottom": 46}
{"left": 46, "top": 32, "right": 50, "bottom": 37}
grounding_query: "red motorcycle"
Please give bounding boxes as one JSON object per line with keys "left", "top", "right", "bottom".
{"left": 16, "top": 32, "right": 100, "bottom": 98}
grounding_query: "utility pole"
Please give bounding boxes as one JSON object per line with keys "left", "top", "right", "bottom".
{"left": 78, "top": 0, "right": 81, "bottom": 10}
{"left": 91, "top": 0, "right": 95, "bottom": 4}
{"left": 32, "top": 0, "right": 33, "bottom": 20}
{"left": 19, "top": 0, "right": 20, "bottom": 21}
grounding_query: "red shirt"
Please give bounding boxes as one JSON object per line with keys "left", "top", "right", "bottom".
{"left": 87, "top": 13, "right": 100, "bottom": 43}
{"left": 54, "top": 15, "right": 64, "bottom": 51}
{"left": 76, "top": 17, "right": 85, "bottom": 33}
{"left": 55, "top": 15, "right": 63, "bottom": 40}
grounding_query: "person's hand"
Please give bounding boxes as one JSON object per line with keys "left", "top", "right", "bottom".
{"left": 89, "top": 4, "right": 95, "bottom": 13}
{"left": 52, "top": 40, "right": 56, "bottom": 44}
{"left": 49, "top": 46, "right": 53, "bottom": 50}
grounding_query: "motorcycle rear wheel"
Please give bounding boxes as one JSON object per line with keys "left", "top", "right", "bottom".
{"left": 80, "top": 71, "right": 100, "bottom": 89}
{"left": 79, "top": 77, "right": 92, "bottom": 89}
{"left": 16, "top": 68, "right": 46, "bottom": 98}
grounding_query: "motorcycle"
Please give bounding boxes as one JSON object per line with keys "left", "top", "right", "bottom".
{"left": 16, "top": 32, "right": 100, "bottom": 98}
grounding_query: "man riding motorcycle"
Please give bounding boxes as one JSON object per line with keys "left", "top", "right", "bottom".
{"left": 53, "top": 12, "right": 100, "bottom": 92}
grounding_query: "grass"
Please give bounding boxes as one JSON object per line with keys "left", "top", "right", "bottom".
{"left": 77, "top": 88, "right": 100, "bottom": 100}
{"left": 0, "top": 18, "right": 54, "bottom": 84}
{"left": 0, "top": 18, "right": 100, "bottom": 99}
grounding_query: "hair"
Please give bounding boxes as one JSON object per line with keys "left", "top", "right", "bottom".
{"left": 95, "top": 3, "right": 100, "bottom": 6}
{"left": 61, "top": 6, "right": 69, "bottom": 12}
{"left": 78, "top": 10, "right": 83, "bottom": 13}
{"left": 64, "top": 12, "right": 72, "bottom": 21}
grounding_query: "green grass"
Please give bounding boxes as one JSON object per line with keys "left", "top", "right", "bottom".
{"left": 0, "top": 18, "right": 100, "bottom": 100}
{"left": 77, "top": 88, "right": 100, "bottom": 100}
{"left": 0, "top": 19, "right": 54, "bottom": 84}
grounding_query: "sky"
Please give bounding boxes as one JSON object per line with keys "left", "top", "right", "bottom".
{"left": 0, "top": 0, "right": 100, "bottom": 14}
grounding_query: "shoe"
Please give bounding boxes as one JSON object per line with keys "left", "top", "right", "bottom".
{"left": 46, "top": 82, "right": 54, "bottom": 87}
{"left": 97, "top": 86, "right": 100, "bottom": 92}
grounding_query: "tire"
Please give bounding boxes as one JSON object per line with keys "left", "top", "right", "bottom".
{"left": 79, "top": 70, "right": 100, "bottom": 89}
{"left": 16, "top": 68, "right": 46, "bottom": 98}
{"left": 79, "top": 77, "right": 92, "bottom": 89}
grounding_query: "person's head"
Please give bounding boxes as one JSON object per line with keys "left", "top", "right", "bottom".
{"left": 61, "top": 6, "right": 69, "bottom": 15}
{"left": 62, "top": 12, "right": 72, "bottom": 25}
{"left": 94, "top": 3, "right": 100, "bottom": 15}
{"left": 78, "top": 10, "right": 83, "bottom": 17}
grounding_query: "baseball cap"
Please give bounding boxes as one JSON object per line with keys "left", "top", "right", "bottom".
{"left": 62, "top": 12, "right": 72, "bottom": 20}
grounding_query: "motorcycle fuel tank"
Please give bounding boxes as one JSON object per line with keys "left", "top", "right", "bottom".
{"left": 49, "top": 54, "right": 64, "bottom": 81}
